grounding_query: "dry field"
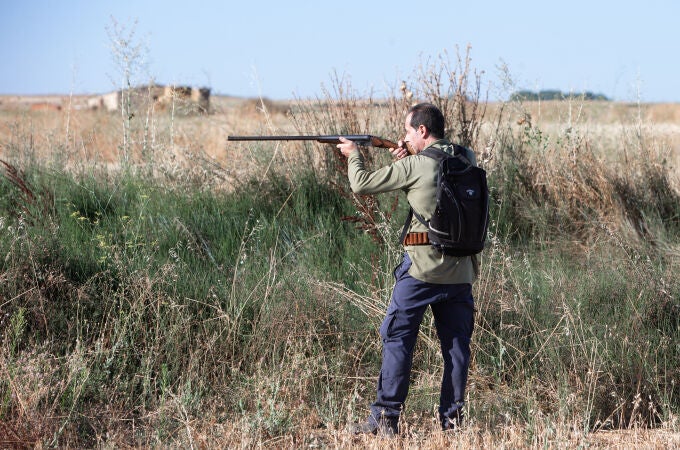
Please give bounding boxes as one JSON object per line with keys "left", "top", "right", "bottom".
{"left": 1, "top": 94, "right": 679, "bottom": 448}
{"left": 0, "top": 95, "right": 292, "bottom": 177}
{"left": 1, "top": 94, "right": 679, "bottom": 181}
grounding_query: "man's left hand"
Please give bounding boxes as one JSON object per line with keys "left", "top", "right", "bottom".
{"left": 337, "top": 137, "right": 358, "bottom": 157}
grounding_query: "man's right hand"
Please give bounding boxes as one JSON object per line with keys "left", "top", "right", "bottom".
{"left": 389, "top": 141, "right": 410, "bottom": 160}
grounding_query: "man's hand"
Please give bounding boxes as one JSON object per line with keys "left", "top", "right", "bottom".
{"left": 390, "top": 140, "right": 410, "bottom": 160}
{"left": 337, "top": 136, "right": 358, "bottom": 157}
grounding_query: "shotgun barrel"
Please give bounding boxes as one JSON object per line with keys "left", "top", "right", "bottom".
{"left": 227, "top": 134, "right": 413, "bottom": 155}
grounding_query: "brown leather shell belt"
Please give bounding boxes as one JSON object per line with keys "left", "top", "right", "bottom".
{"left": 403, "top": 232, "right": 430, "bottom": 246}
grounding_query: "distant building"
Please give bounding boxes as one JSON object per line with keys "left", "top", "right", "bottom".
{"left": 30, "top": 102, "right": 62, "bottom": 112}
{"left": 90, "top": 84, "right": 211, "bottom": 114}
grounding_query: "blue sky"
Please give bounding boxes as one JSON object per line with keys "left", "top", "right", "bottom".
{"left": 1, "top": 1, "right": 678, "bottom": 102}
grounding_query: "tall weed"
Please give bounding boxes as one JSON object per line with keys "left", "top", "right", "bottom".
{"left": 0, "top": 46, "right": 678, "bottom": 447}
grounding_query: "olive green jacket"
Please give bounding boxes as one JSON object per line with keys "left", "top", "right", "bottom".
{"left": 347, "top": 139, "right": 478, "bottom": 284}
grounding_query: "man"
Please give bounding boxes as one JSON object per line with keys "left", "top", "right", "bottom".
{"left": 337, "top": 103, "right": 477, "bottom": 436}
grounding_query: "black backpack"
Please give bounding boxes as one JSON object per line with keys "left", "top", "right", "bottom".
{"left": 402, "top": 144, "right": 489, "bottom": 256}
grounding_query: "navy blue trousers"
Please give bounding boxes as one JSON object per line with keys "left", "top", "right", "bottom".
{"left": 369, "top": 253, "right": 474, "bottom": 425}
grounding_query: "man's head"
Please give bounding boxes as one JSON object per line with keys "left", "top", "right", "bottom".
{"left": 403, "top": 103, "right": 445, "bottom": 153}
{"left": 408, "top": 103, "right": 445, "bottom": 139}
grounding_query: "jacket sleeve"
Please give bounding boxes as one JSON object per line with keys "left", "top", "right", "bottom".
{"left": 346, "top": 150, "right": 415, "bottom": 195}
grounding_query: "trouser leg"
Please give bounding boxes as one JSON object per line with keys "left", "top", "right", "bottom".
{"left": 431, "top": 285, "right": 475, "bottom": 422}
{"left": 369, "top": 255, "right": 428, "bottom": 423}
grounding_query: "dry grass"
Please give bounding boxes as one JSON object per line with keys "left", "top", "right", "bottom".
{"left": 2, "top": 95, "right": 679, "bottom": 178}
{"left": 1, "top": 92, "right": 679, "bottom": 448}
{"left": 486, "top": 100, "right": 680, "bottom": 170}
{"left": 99, "top": 419, "right": 678, "bottom": 449}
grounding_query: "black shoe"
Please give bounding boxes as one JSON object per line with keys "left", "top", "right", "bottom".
{"left": 348, "top": 417, "right": 399, "bottom": 437}
{"left": 441, "top": 411, "right": 464, "bottom": 431}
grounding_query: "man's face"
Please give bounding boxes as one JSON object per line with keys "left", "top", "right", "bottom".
{"left": 404, "top": 113, "right": 426, "bottom": 153}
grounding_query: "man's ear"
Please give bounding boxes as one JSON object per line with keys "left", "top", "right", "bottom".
{"left": 418, "top": 124, "right": 429, "bottom": 138}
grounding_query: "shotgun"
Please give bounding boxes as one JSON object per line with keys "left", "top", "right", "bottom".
{"left": 227, "top": 134, "right": 414, "bottom": 155}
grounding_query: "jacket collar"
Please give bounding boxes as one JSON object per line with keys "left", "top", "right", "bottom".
{"left": 425, "top": 138, "right": 453, "bottom": 154}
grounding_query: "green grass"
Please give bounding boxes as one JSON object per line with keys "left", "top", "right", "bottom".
{"left": 2, "top": 53, "right": 680, "bottom": 444}
{"left": 0, "top": 166, "right": 389, "bottom": 424}
{"left": 1, "top": 149, "right": 678, "bottom": 446}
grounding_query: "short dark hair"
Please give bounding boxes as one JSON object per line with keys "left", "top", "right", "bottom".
{"left": 408, "top": 103, "right": 445, "bottom": 139}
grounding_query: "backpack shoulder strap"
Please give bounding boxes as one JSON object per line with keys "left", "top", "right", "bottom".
{"left": 400, "top": 206, "right": 429, "bottom": 244}
{"left": 420, "top": 147, "right": 450, "bottom": 162}
{"left": 452, "top": 144, "right": 473, "bottom": 166}
{"left": 399, "top": 207, "right": 414, "bottom": 244}
{"left": 421, "top": 145, "right": 473, "bottom": 166}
